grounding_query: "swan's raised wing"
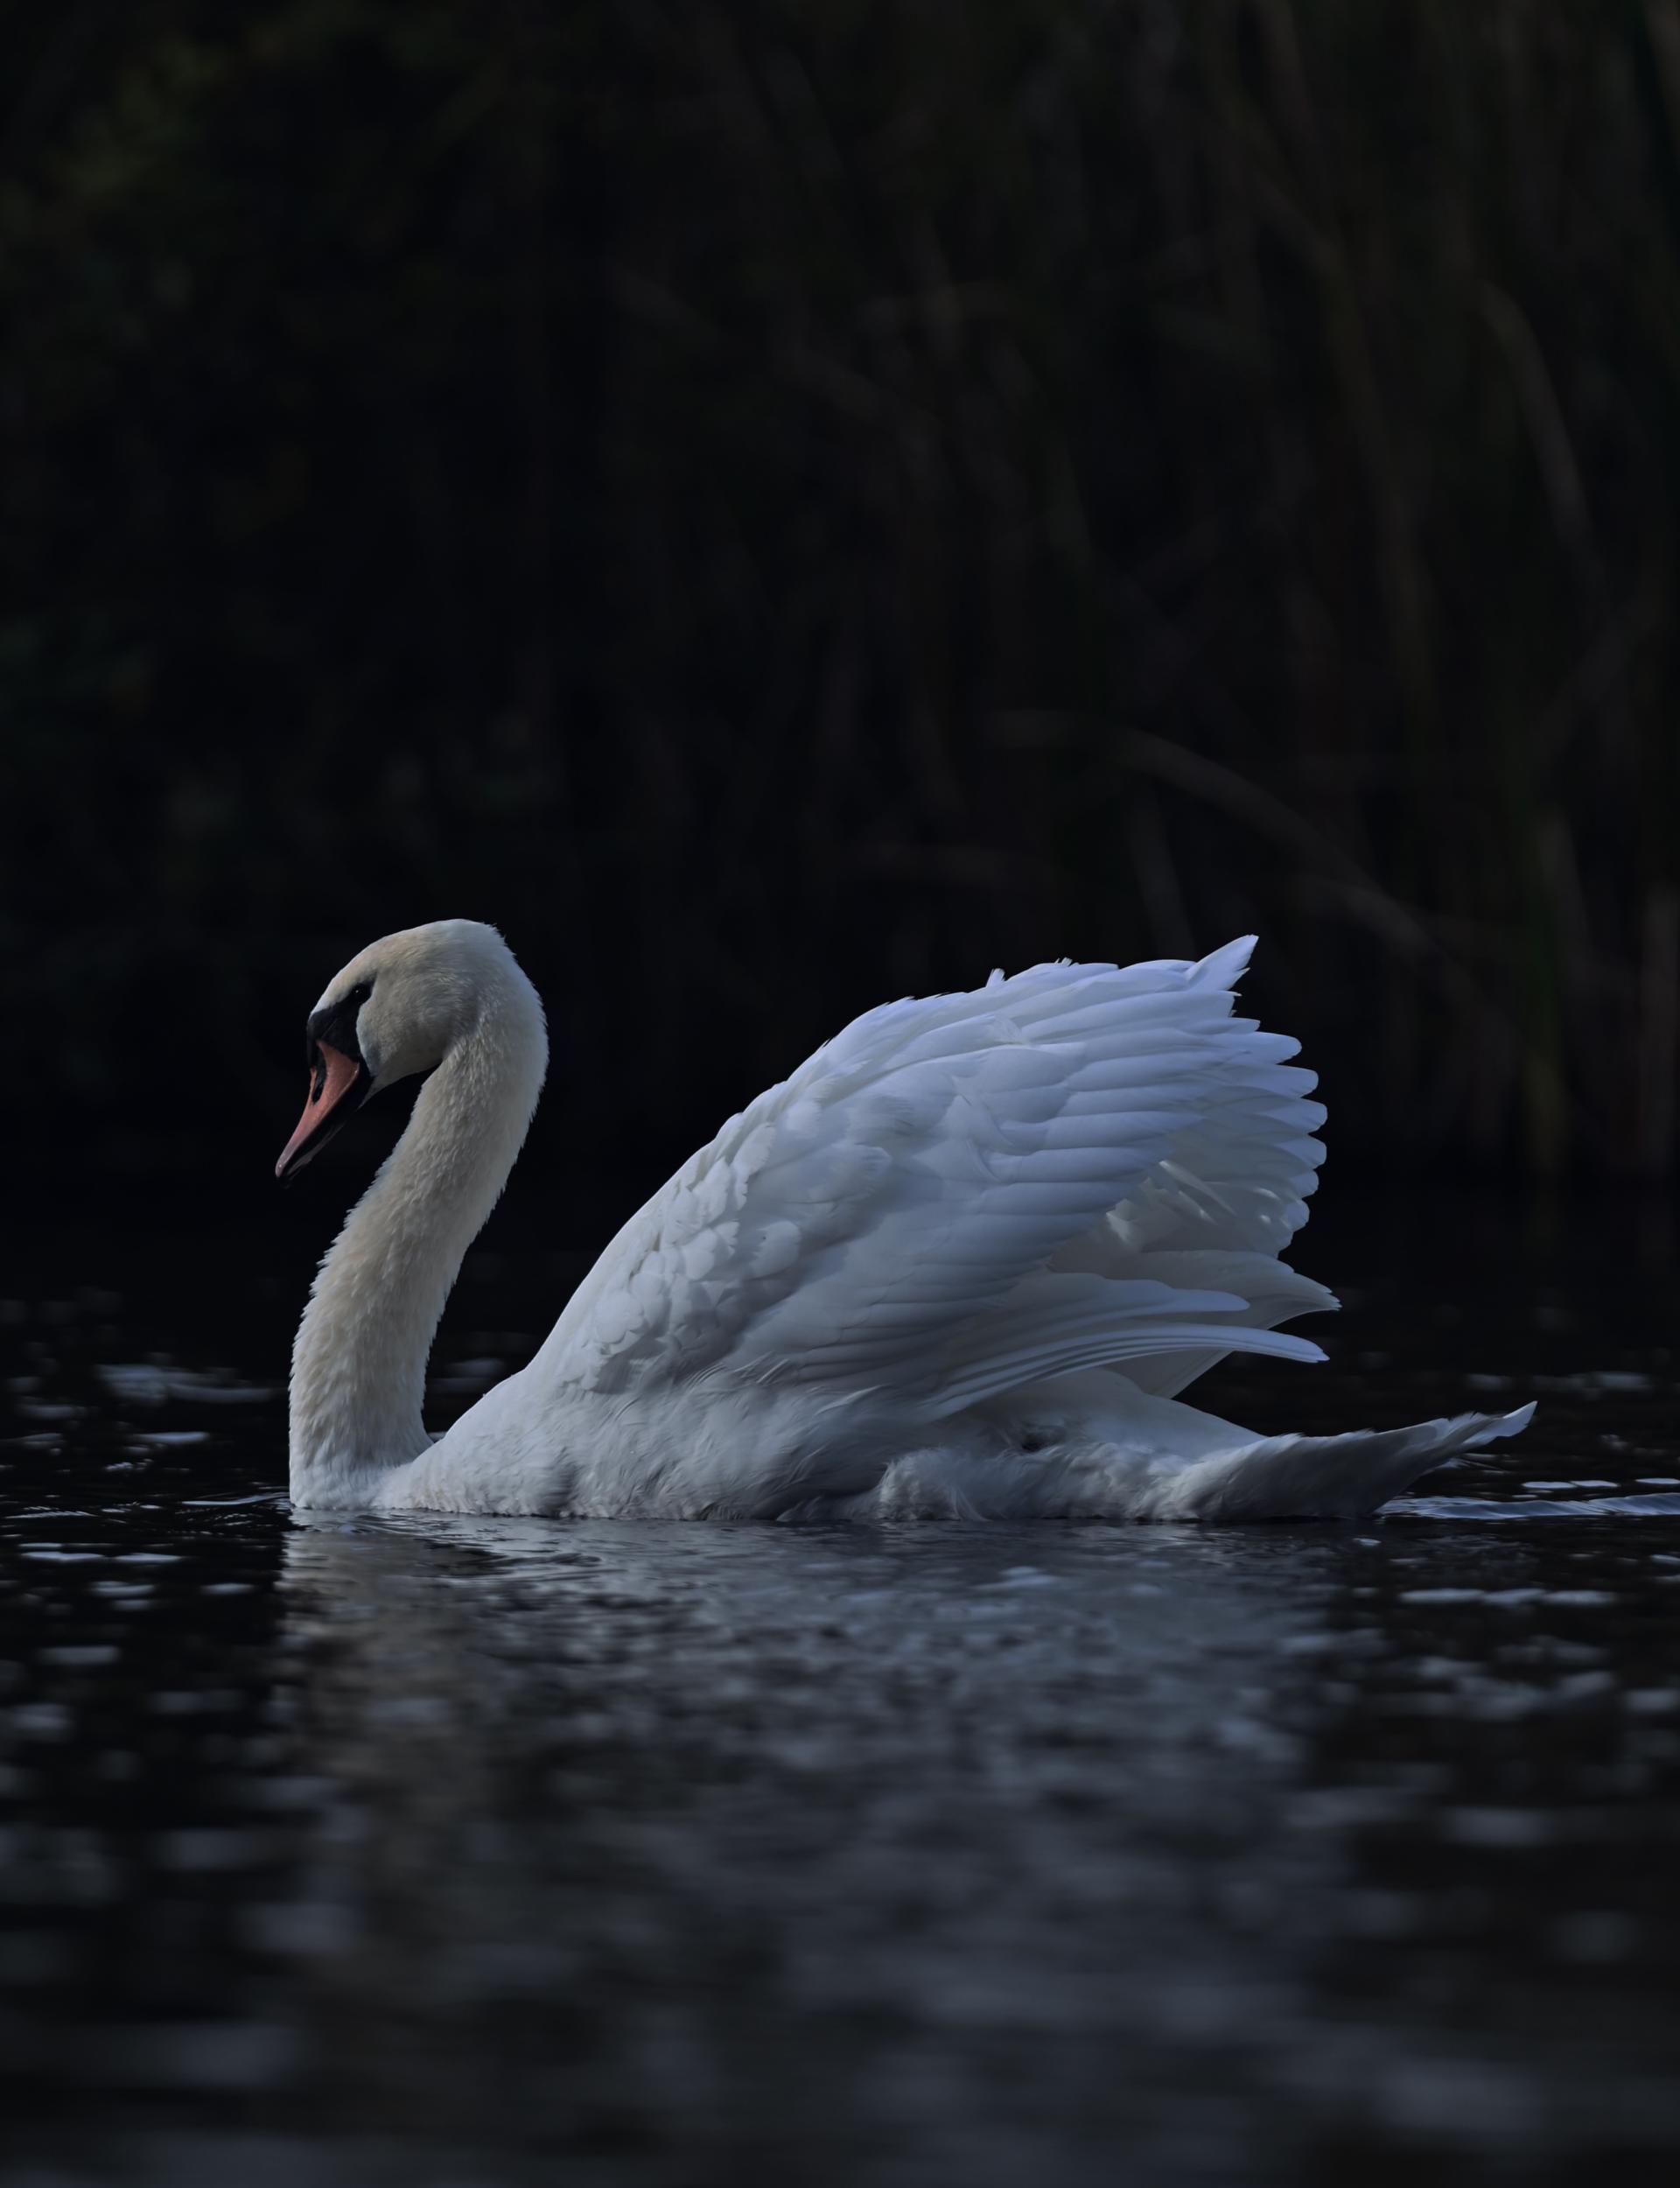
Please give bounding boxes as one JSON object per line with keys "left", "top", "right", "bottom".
{"left": 535, "top": 939, "right": 1327, "bottom": 1408}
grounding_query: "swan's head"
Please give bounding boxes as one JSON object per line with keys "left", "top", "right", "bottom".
{"left": 276, "top": 919, "right": 542, "bottom": 1181}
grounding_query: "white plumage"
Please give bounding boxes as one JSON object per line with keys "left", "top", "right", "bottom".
{"left": 281, "top": 920, "right": 1531, "bottom": 1518}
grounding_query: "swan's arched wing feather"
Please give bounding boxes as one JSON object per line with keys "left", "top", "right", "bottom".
{"left": 1033, "top": 985, "right": 1332, "bottom": 1397}
{"left": 540, "top": 940, "right": 1318, "bottom": 1399}
{"left": 1102, "top": 1033, "right": 1326, "bottom": 1257}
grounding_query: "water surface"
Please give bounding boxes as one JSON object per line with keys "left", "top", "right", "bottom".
{"left": 3, "top": 1193, "right": 1678, "bottom": 2184}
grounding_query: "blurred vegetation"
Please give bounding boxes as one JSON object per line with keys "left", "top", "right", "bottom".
{"left": 4, "top": 0, "right": 1679, "bottom": 1187}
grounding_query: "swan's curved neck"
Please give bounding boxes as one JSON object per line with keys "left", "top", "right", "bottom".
{"left": 288, "top": 975, "right": 546, "bottom": 1508}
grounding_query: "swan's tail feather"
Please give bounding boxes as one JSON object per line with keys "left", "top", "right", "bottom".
{"left": 815, "top": 1400, "right": 1536, "bottom": 1522}
{"left": 1135, "top": 1401, "right": 1536, "bottom": 1521}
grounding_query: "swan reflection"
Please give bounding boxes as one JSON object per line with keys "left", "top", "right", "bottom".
{"left": 267, "top": 1511, "right": 1355, "bottom": 2156}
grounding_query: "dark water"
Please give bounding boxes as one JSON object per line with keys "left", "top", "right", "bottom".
{"left": 4, "top": 1191, "right": 1680, "bottom": 2185}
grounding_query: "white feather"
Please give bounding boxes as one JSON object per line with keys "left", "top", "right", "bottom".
{"left": 537, "top": 941, "right": 1306, "bottom": 1402}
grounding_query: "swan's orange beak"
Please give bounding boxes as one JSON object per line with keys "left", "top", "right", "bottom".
{"left": 276, "top": 1041, "right": 366, "bottom": 1182}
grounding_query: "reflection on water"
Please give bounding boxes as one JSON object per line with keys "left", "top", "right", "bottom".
{"left": 2, "top": 1196, "right": 1680, "bottom": 2183}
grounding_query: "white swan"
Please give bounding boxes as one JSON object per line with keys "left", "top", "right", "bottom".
{"left": 277, "top": 919, "right": 1531, "bottom": 1519}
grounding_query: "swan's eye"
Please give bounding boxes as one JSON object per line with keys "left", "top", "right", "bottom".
{"left": 305, "top": 978, "right": 375, "bottom": 1069}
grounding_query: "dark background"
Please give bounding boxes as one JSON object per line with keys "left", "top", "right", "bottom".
{"left": 5, "top": 0, "right": 1679, "bottom": 1220}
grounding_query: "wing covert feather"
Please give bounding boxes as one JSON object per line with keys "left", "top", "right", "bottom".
{"left": 538, "top": 940, "right": 1316, "bottom": 1399}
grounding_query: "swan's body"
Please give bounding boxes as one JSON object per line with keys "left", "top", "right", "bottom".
{"left": 281, "top": 921, "right": 1530, "bottom": 1519}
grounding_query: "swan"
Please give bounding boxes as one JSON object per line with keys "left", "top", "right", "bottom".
{"left": 276, "top": 919, "right": 1531, "bottom": 1519}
